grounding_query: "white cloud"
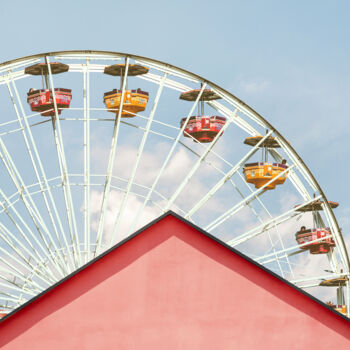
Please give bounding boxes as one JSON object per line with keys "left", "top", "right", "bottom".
{"left": 240, "top": 80, "right": 271, "bottom": 94}
{"left": 90, "top": 189, "right": 160, "bottom": 247}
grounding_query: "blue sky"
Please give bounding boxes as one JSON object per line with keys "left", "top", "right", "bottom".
{"left": 0, "top": 0, "right": 349, "bottom": 245}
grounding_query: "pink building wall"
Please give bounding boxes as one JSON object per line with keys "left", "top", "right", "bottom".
{"left": 0, "top": 213, "right": 349, "bottom": 349}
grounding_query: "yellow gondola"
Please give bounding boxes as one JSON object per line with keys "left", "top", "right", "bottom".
{"left": 104, "top": 88, "right": 149, "bottom": 117}
{"left": 243, "top": 162, "right": 288, "bottom": 189}
{"left": 103, "top": 63, "right": 149, "bottom": 118}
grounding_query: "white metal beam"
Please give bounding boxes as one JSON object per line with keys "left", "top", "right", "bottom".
{"left": 94, "top": 57, "right": 130, "bottom": 256}
{"left": 127, "top": 83, "right": 207, "bottom": 236}
{"left": 109, "top": 72, "right": 168, "bottom": 246}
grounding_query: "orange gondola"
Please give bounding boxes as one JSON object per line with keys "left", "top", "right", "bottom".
{"left": 242, "top": 135, "right": 288, "bottom": 190}
{"left": 243, "top": 162, "right": 288, "bottom": 189}
{"left": 103, "top": 63, "right": 149, "bottom": 118}
{"left": 104, "top": 88, "right": 149, "bottom": 117}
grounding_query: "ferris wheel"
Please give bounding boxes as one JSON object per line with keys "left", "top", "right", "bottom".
{"left": 0, "top": 51, "right": 348, "bottom": 318}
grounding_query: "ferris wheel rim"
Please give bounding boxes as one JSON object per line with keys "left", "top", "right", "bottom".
{"left": 0, "top": 49, "right": 348, "bottom": 267}
{"left": 0, "top": 50, "right": 348, "bottom": 315}
{"left": 0, "top": 50, "right": 348, "bottom": 263}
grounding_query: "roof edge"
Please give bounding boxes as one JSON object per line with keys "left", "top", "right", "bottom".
{"left": 1, "top": 210, "right": 348, "bottom": 323}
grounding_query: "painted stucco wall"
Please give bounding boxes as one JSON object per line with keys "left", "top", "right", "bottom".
{"left": 0, "top": 214, "right": 349, "bottom": 349}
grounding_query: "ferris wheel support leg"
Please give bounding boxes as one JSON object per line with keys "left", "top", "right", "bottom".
{"left": 109, "top": 72, "right": 168, "bottom": 246}
{"left": 127, "top": 83, "right": 207, "bottom": 236}
{"left": 94, "top": 58, "right": 130, "bottom": 256}
{"left": 6, "top": 74, "right": 71, "bottom": 275}
{"left": 46, "top": 56, "right": 82, "bottom": 268}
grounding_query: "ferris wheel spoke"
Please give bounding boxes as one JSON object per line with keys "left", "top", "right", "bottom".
{"left": 0, "top": 242, "right": 54, "bottom": 286}
{"left": 209, "top": 100, "right": 258, "bottom": 136}
{"left": 0, "top": 305, "right": 16, "bottom": 313}
{"left": 162, "top": 108, "right": 238, "bottom": 213}
{"left": 127, "top": 83, "right": 207, "bottom": 236}
{"left": 50, "top": 118, "right": 80, "bottom": 269}
{"left": 135, "top": 58, "right": 200, "bottom": 83}
{"left": 205, "top": 165, "right": 294, "bottom": 232}
{"left": 179, "top": 129, "right": 289, "bottom": 275}
{"left": 291, "top": 273, "right": 348, "bottom": 285}
{"left": 255, "top": 234, "right": 334, "bottom": 265}
{"left": 0, "top": 138, "right": 67, "bottom": 278}
{"left": 211, "top": 87, "right": 265, "bottom": 129}
{"left": 109, "top": 72, "right": 168, "bottom": 246}
{"left": 0, "top": 249, "right": 53, "bottom": 288}
{"left": 321, "top": 201, "right": 349, "bottom": 271}
{"left": 46, "top": 56, "right": 82, "bottom": 268}
{"left": 174, "top": 138, "right": 269, "bottom": 229}
{"left": 0, "top": 267, "right": 44, "bottom": 293}
{"left": 0, "top": 190, "right": 50, "bottom": 258}
{"left": 138, "top": 71, "right": 191, "bottom": 93}
{"left": 0, "top": 289, "right": 28, "bottom": 302}
{"left": 0, "top": 52, "right": 346, "bottom": 316}
{"left": 346, "top": 282, "right": 350, "bottom": 317}
{"left": 94, "top": 57, "right": 130, "bottom": 256}
{"left": 6, "top": 74, "right": 72, "bottom": 275}
{"left": 0, "top": 220, "right": 57, "bottom": 284}
{"left": 185, "top": 130, "right": 273, "bottom": 219}
{"left": 232, "top": 171, "right": 295, "bottom": 277}
{"left": 83, "top": 59, "right": 91, "bottom": 263}
{"left": 227, "top": 195, "right": 321, "bottom": 247}
{"left": 275, "top": 136, "right": 318, "bottom": 194}
{"left": 0, "top": 280, "right": 37, "bottom": 297}
{"left": 0, "top": 197, "right": 62, "bottom": 283}
{"left": 259, "top": 250, "right": 304, "bottom": 266}
{"left": 0, "top": 58, "right": 40, "bottom": 75}
{"left": 268, "top": 149, "right": 311, "bottom": 201}
{"left": 0, "top": 294, "right": 28, "bottom": 305}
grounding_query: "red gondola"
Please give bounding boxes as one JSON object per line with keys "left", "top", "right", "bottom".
{"left": 179, "top": 88, "right": 225, "bottom": 143}
{"left": 180, "top": 116, "right": 226, "bottom": 143}
{"left": 295, "top": 227, "right": 335, "bottom": 254}
{"left": 25, "top": 62, "right": 71, "bottom": 117}
{"left": 27, "top": 88, "right": 72, "bottom": 116}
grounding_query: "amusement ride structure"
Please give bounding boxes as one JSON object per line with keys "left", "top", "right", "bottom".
{"left": 0, "top": 51, "right": 348, "bottom": 318}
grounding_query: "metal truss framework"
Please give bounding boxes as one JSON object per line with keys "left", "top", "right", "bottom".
{"left": 0, "top": 51, "right": 347, "bottom": 317}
